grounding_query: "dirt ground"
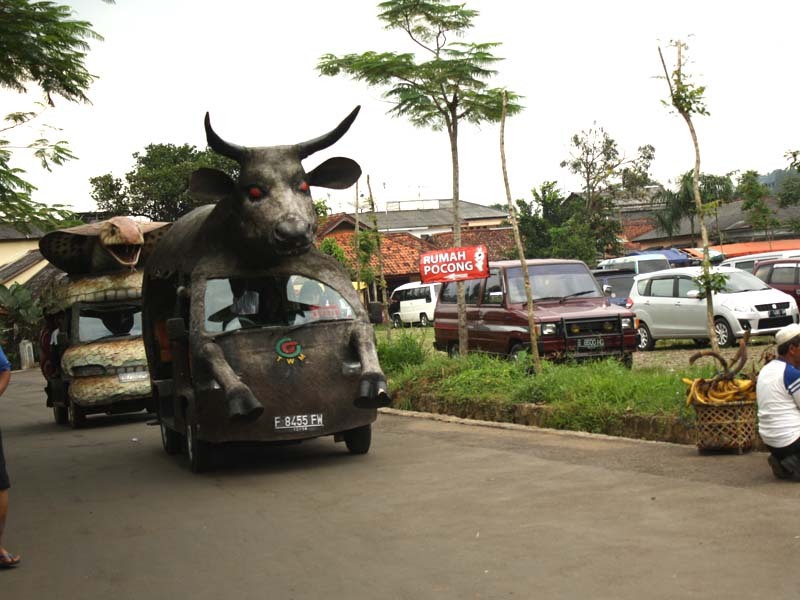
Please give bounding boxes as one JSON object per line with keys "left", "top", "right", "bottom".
{"left": 632, "top": 336, "right": 776, "bottom": 373}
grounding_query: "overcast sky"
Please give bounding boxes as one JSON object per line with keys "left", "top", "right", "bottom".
{"left": 3, "top": 0, "right": 799, "bottom": 215}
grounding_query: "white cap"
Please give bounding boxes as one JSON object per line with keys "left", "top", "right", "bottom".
{"left": 775, "top": 323, "right": 800, "bottom": 346}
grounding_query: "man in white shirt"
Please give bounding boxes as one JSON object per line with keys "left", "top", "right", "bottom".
{"left": 756, "top": 323, "right": 800, "bottom": 480}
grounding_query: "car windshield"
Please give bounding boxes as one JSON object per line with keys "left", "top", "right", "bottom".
{"left": 204, "top": 274, "right": 356, "bottom": 333}
{"left": 507, "top": 264, "right": 602, "bottom": 303}
{"left": 78, "top": 303, "right": 142, "bottom": 343}
{"left": 719, "top": 270, "right": 772, "bottom": 293}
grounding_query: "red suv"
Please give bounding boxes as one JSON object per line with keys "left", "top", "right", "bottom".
{"left": 433, "top": 259, "right": 639, "bottom": 366}
{"left": 754, "top": 258, "right": 800, "bottom": 309}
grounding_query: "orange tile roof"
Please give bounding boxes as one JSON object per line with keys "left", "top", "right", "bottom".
{"left": 317, "top": 230, "right": 437, "bottom": 277}
{"left": 428, "top": 228, "right": 516, "bottom": 261}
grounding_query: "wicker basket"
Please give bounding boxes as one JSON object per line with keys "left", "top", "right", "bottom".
{"left": 693, "top": 400, "right": 757, "bottom": 453}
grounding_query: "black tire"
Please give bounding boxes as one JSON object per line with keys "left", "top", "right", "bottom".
{"left": 160, "top": 419, "right": 183, "bottom": 456}
{"left": 693, "top": 339, "right": 710, "bottom": 348}
{"left": 53, "top": 404, "right": 68, "bottom": 425}
{"left": 620, "top": 352, "right": 634, "bottom": 369}
{"left": 419, "top": 314, "right": 430, "bottom": 327}
{"left": 392, "top": 314, "right": 402, "bottom": 329}
{"left": 637, "top": 322, "right": 655, "bottom": 351}
{"left": 509, "top": 343, "right": 526, "bottom": 360}
{"left": 714, "top": 318, "right": 735, "bottom": 348}
{"left": 185, "top": 408, "right": 213, "bottom": 473}
{"left": 344, "top": 424, "right": 371, "bottom": 455}
{"left": 447, "top": 342, "right": 460, "bottom": 358}
{"left": 67, "top": 400, "right": 85, "bottom": 429}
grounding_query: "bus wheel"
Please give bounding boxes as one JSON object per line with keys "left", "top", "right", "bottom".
{"left": 160, "top": 419, "right": 183, "bottom": 455}
{"left": 344, "top": 424, "right": 371, "bottom": 455}
{"left": 392, "top": 314, "right": 402, "bottom": 329}
{"left": 67, "top": 400, "right": 85, "bottom": 429}
{"left": 53, "top": 404, "right": 68, "bottom": 425}
{"left": 185, "top": 410, "right": 212, "bottom": 473}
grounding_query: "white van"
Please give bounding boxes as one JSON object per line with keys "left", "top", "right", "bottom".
{"left": 389, "top": 281, "right": 441, "bottom": 327}
{"left": 720, "top": 249, "right": 800, "bottom": 273}
{"left": 595, "top": 253, "right": 671, "bottom": 274}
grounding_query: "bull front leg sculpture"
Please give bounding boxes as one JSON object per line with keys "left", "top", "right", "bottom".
{"left": 144, "top": 106, "right": 389, "bottom": 422}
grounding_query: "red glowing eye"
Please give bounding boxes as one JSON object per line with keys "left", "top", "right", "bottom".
{"left": 248, "top": 186, "right": 264, "bottom": 199}
{"left": 299, "top": 181, "right": 309, "bottom": 192}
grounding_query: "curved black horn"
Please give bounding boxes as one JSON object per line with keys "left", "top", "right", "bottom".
{"left": 297, "top": 106, "right": 361, "bottom": 159}
{"left": 204, "top": 112, "right": 246, "bottom": 162}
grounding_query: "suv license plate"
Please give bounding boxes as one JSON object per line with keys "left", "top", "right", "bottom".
{"left": 770, "top": 309, "right": 787, "bottom": 317}
{"left": 274, "top": 413, "right": 324, "bottom": 432}
{"left": 577, "top": 337, "right": 605, "bottom": 350}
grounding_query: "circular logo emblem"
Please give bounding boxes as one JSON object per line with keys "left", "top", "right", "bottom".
{"left": 275, "top": 337, "right": 305, "bottom": 364}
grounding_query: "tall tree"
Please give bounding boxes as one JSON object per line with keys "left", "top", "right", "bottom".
{"left": 0, "top": 0, "right": 109, "bottom": 231}
{"left": 90, "top": 143, "right": 238, "bottom": 221}
{"left": 737, "top": 170, "right": 778, "bottom": 241}
{"left": 318, "top": 0, "right": 522, "bottom": 355}
{"left": 560, "top": 125, "right": 654, "bottom": 257}
{"left": 659, "top": 40, "right": 724, "bottom": 352}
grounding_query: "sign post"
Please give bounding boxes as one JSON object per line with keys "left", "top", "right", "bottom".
{"left": 419, "top": 245, "right": 489, "bottom": 284}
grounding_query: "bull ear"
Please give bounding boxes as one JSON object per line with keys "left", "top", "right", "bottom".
{"left": 307, "top": 157, "right": 362, "bottom": 190}
{"left": 189, "top": 168, "right": 236, "bottom": 202}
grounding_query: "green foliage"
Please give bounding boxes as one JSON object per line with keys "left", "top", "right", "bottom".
{"left": 0, "top": 282, "right": 43, "bottom": 366}
{"left": 659, "top": 40, "right": 709, "bottom": 118}
{"left": 786, "top": 150, "right": 799, "bottom": 172}
{"left": 559, "top": 126, "right": 654, "bottom": 257}
{"left": 654, "top": 171, "right": 734, "bottom": 244}
{"left": 90, "top": 144, "right": 239, "bottom": 221}
{"left": 377, "top": 330, "right": 428, "bottom": 373}
{"left": 737, "top": 170, "right": 778, "bottom": 237}
{"left": 0, "top": 1, "right": 102, "bottom": 231}
{"left": 778, "top": 171, "right": 800, "bottom": 207}
{"left": 319, "top": 237, "right": 350, "bottom": 268}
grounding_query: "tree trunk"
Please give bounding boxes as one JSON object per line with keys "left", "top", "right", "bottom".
{"left": 449, "top": 117, "right": 468, "bottom": 356}
{"left": 366, "top": 175, "right": 390, "bottom": 338}
{"left": 683, "top": 113, "right": 719, "bottom": 353}
{"left": 500, "top": 92, "right": 541, "bottom": 373}
{"left": 353, "top": 180, "right": 362, "bottom": 306}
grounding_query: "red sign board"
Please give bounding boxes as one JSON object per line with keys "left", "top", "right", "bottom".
{"left": 419, "top": 244, "right": 489, "bottom": 284}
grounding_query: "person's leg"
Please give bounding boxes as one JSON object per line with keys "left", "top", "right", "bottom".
{"left": 768, "top": 436, "right": 800, "bottom": 480}
{"left": 0, "top": 429, "right": 19, "bottom": 566}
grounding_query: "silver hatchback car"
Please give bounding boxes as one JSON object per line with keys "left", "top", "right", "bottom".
{"left": 629, "top": 266, "right": 800, "bottom": 350}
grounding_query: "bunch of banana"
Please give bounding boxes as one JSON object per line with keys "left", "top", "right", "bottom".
{"left": 682, "top": 331, "right": 757, "bottom": 406}
{"left": 682, "top": 376, "right": 756, "bottom": 406}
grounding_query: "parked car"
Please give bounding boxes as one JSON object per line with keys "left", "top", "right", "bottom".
{"left": 433, "top": 259, "right": 639, "bottom": 366}
{"left": 629, "top": 266, "right": 800, "bottom": 350}
{"left": 389, "top": 281, "right": 441, "bottom": 327}
{"left": 753, "top": 258, "right": 800, "bottom": 309}
{"left": 591, "top": 268, "right": 636, "bottom": 307}
{"left": 595, "top": 253, "right": 671, "bottom": 274}
{"left": 720, "top": 249, "right": 800, "bottom": 273}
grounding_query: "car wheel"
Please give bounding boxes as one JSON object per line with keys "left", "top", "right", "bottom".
{"left": 160, "top": 419, "right": 183, "bottom": 456}
{"left": 392, "top": 314, "right": 402, "bottom": 329}
{"left": 693, "top": 339, "right": 710, "bottom": 348}
{"left": 343, "top": 424, "right": 371, "bottom": 455}
{"left": 447, "top": 342, "right": 460, "bottom": 358}
{"left": 637, "top": 323, "right": 655, "bottom": 351}
{"left": 185, "top": 409, "right": 212, "bottom": 473}
{"left": 67, "top": 400, "right": 85, "bottom": 429}
{"left": 620, "top": 353, "right": 634, "bottom": 369}
{"left": 714, "top": 318, "right": 735, "bottom": 348}
{"left": 419, "top": 314, "right": 430, "bottom": 327}
{"left": 509, "top": 343, "right": 526, "bottom": 360}
{"left": 53, "top": 404, "right": 68, "bottom": 425}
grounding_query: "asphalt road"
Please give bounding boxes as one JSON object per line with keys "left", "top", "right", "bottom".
{"left": 2, "top": 368, "right": 800, "bottom": 600}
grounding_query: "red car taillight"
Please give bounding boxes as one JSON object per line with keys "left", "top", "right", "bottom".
{"left": 625, "top": 297, "right": 634, "bottom": 309}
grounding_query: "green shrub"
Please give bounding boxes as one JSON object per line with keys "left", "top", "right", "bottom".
{"left": 377, "top": 330, "right": 428, "bottom": 374}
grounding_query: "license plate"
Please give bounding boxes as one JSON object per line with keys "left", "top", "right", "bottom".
{"left": 770, "top": 309, "right": 786, "bottom": 317}
{"left": 274, "top": 413, "right": 324, "bottom": 432}
{"left": 577, "top": 337, "right": 605, "bottom": 350}
{"left": 118, "top": 371, "right": 149, "bottom": 383}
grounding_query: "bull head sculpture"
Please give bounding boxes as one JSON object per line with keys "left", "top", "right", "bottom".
{"left": 189, "top": 106, "right": 362, "bottom": 258}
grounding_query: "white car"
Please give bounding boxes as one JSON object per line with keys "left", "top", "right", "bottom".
{"left": 629, "top": 266, "right": 799, "bottom": 350}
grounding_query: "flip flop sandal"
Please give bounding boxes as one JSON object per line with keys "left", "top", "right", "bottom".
{"left": 0, "top": 549, "right": 20, "bottom": 568}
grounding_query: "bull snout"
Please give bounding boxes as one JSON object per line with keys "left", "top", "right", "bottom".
{"left": 273, "top": 217, "right": 314, "bottom": 253}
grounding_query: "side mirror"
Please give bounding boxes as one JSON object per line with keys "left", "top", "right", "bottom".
{"left": 602, "top": 284, "right": 613, "bottom": 297}
{"left": 166, "top": 317, "right": 187, "bottom": 341}
{"left": 686, "top": 290, "right": 702, "bottom": 299}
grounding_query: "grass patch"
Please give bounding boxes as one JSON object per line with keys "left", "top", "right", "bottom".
{"left": 385, "top": 351, "right": 720, "bottom": 434}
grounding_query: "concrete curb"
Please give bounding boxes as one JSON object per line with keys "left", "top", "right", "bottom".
{"left": 378, "top": 407, "right": 700, "bottom": 449}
